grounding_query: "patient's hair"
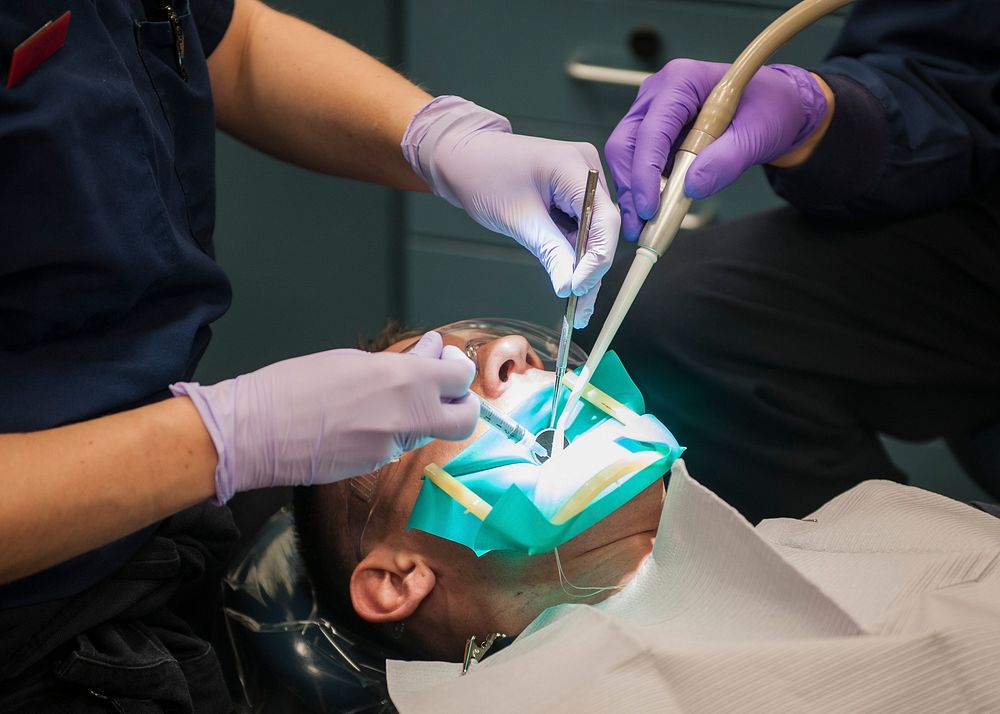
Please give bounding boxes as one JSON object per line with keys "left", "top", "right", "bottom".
{"left": 355, "top": 320, "right": 425, "bottom": 354}
{"left": 293, "top": 321, "right": 426, "bottom": 658}
{"left": 293, "top": 483, "right": 408, "bottom": 657}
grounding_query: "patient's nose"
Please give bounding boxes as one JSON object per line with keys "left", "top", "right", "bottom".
{"left": 477, "top": 335, "right": 533, "bottom": 400}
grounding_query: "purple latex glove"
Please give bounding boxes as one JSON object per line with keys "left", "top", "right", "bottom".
{"left": 606, "top": 59, "right": 828, "bottom": 241}
{"left": 170, "top": 332, "right": 478, "bottom": 504}
{"left": 402, "top": 96, "right": 621, "bottom": 328}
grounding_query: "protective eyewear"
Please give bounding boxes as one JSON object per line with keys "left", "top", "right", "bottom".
{"left": 402, "top": 318, "right": 588, "bottom": 373}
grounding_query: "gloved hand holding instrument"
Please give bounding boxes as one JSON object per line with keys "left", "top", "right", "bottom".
{"left": 551, "top": 0, "right": 854, "bottom": 449}
{"left": 607, "top": 59, "right": 831, "bottom": 241}
{"left": 172, "top": 331, "right": 479, "bottom": 504}
{"left": 402, "top": 96, "right": 620, "bottom": 329}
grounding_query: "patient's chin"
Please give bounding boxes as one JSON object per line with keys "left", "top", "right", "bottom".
{"left": 618, "top": 532, "right": 656, "bottom": 580}
{"left": 604, "top": 530, "right": 656, "bottom": 572}
{"left": 561, "top": 483, "right": 664, "bottom": 559}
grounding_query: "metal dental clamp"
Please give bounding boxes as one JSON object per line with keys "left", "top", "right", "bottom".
{"left": 461, "top": 632, "right": 508, "bottom": 675}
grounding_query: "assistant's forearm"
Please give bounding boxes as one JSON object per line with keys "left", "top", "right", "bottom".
{"left": 0, "top": 398, "right": 217, "bottom": 585}
{"left": 209, "top": 0, "right": 431, "bottom": 190}
{"left": 769, "top": 73, "right": 835, "bottom": 169}
{"left": 765, "top": 0, "right": 1000, "bottom": 219}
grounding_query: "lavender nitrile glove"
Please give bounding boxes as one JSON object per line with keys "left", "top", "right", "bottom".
{"left": 170, "top": 332, "right": 478, "bottom": 504}
{"left": 605, "top": 59, "right": 828, "bottom": 241}
{"left": 402, "top": 96, "right": 621, "bottom": 328}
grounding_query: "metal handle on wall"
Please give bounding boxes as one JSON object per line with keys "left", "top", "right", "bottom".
{"left": 565, "top": 60, "right": 652, "bottom": 87}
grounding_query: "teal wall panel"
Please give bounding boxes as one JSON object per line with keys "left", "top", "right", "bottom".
{"left": 195, "top": 1, "right": 401, "bottom": 383}
{"left": 403, "top": 0, "right": 842, "bottom": 129}
{"left": 406, "top": 234, "right": 562, "bottom": 330}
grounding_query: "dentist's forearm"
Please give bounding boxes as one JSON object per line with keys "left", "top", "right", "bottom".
{"left": 208, "top": 0, "right": 431, "bottom": 191}
{"left": 0, "top": 398, "right": 217, "bottom": 585}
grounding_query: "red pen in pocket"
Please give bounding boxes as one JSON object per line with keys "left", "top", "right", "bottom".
{"left": 7, "top": 11, "right": 71, "bottom": 89}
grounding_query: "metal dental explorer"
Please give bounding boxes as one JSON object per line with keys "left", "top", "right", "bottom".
{"left": 547, "top": 169, "right": 600, "bottom": 431}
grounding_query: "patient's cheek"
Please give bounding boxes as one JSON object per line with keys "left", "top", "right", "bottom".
{"left": 480, "top": 550, "right": 556, "bottom": 584}
{"left": 413, "top": 429, "right": 485, "bottom": 476}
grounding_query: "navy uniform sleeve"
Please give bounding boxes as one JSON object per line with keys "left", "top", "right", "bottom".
{"left": 765, "top": 0, "right": 1000, "bottom": 219}
{"left": 189, "top": 0, "right": 235, "bottom": 57}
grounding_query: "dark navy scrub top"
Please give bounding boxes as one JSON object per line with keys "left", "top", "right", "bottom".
{"left": 0, "top": 0, "right": 234, "bottom": 608}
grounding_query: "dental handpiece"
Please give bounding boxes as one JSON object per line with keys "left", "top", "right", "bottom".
{"left": 479, "top": 399, "right": 547, "bottom": 460}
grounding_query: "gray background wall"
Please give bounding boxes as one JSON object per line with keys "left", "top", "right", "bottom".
{"left": 194, "top": 0, "right": 401, "bottom": 384}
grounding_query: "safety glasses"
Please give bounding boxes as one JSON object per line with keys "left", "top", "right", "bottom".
{"left": 401, "top": 318, "right": 589, "bottom": 373}
{"left": 346, "top": 464, "right": 394, "bottom": 563}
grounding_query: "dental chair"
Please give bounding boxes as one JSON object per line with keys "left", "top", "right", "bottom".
{"left": 220, "top": 508, "right": 393, "bottom": 713}
{"left": 948, "top": 421, "right": 1000, "bottom": 501}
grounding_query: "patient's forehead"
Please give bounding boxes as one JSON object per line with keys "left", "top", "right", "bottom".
{"left": 385, "top": 337, "right": 418, "bottom": 354}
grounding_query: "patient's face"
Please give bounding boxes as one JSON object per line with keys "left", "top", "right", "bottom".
{"left": 348, "top": 326, "right": 665, "bottom": 641}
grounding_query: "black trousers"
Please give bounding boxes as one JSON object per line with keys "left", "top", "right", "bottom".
{"left": 0, "top": 503, "right": 238, "bottom": 713}
{"left": 582, "top": 179, "right": 1000, "bottom": 523}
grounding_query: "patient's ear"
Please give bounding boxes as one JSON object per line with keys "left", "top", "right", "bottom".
{"left": 350, "top": 545, "right": 436, "bottom": 623}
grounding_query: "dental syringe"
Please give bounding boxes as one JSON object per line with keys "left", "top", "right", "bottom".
{"left": 479, "top": 399, "right": 548, "bottom": 462}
